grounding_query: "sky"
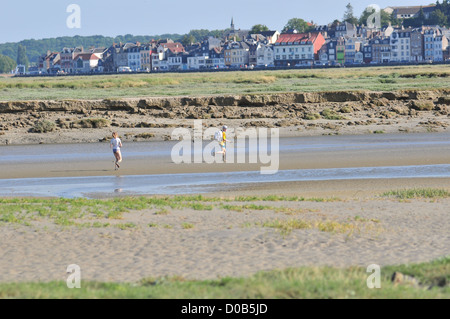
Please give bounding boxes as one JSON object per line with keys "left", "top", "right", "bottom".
{"left": 0, "top": 0, "right": 437, "bottom": 43}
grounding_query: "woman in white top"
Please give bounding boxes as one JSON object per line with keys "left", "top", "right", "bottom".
{"left": 110, "top": 132, "right": 123, "bottom": 170}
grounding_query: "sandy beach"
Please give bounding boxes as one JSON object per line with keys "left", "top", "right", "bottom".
{"left": 0, "top": 193, "right": 448, "bottom": 283}
{"left": 0, "top": 90, "right": 449, "bottom": 284}
{"left": 0, "top": 135, "right": 449, "bottom": 283}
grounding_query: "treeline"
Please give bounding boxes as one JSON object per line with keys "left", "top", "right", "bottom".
{"left": 0, "top": 54, "right": 16, "bottom": 73}
{"left": 0, "top": 30, "right": 226, "bottom": 64}
{"left": 403, "top": 1, "right": 450, "bottom": 28}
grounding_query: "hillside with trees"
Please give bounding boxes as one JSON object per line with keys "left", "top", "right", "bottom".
{"left": 0, "top": 30, "right": 225, "bottom": 64}
{"left": 0, "top": 54, "right": 16, "bottom": 73}
{"left": 402, "top": 1, "right": 450, "bottom": 28}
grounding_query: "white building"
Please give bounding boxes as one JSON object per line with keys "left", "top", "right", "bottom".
{"left": 127, "top": 46, "right": 141, "bottom": 71}
{"left": 73, "top": 53, "right": 99, "bottom": 73}
{"left": 390, "top": 29, "right": 411, "bottom": 63}
{"left": 256, "top": 43, "right": 274, "bottom": 66}
{"left": 424, "top": 28, "right": 448, "bottom": 62}
{"left": 187, "top": 55, "right": 208, "bottom": 70}
{"left": 167, "top": 53, "right": 184, "bottom": 70}
{"left": 273, "top": 33, "right": 325, "bottom": 67}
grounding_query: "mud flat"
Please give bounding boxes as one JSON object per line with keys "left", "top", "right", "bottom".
{"left": 0, "top": 89, "right": 449, "bottom": 145}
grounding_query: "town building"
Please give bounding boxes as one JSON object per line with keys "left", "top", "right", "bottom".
{"left": 224, "top": 41, "right": 250, "bottom": 68}
{"left": 371, "top": 37, "right": 391, "bottom": 64}
{"left": 127, "top": 45, "right": 142, "bottom": 71}
{"left": 424, "top": 27, "right": 448, "bottom": 62}
{"left": 362, "top": 43, "right": 373, "bottom": 64}
{"left": 344, "top": 37, "right": 362, "bottom": 64}
{"left": 73, "top": 53, "right": 100, "bottom": 73}
{"left": 334, "top": 22, "right": 357, "bottom": 38}
{"left": 390, "top": 29, "right": 412, "bottom": 63}
{"left": 273, "top": 32, "right": 325, "bottom": 67}
{"left": 384, "top": 5, "right": 436, "bottom": 20}
{"left": 410, "top": 28, "right": 424, "bottom": 62}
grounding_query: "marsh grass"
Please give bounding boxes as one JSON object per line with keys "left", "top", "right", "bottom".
{"left": 0, "top": 196, "right": 341, "bottom": 229}
{"left": 74, "top": 118, "right": 110, "bottom": 129}
{"left": 260, "top": 218, "right": 371, "bottom": 236}
{"left": 181, "top": 223, "right": 194, "bottom": 229}
{"left": 32, "top": 120, "right": 56, "bottom": 133}
{"left": 382, "top": 188, "right": 450, "bottom": 199}
{"left": 321, "top": 109, "right": 344, "bottom": 120}
{"left": 0, "top": 257, "right": 448, "bottom": 299}
{"left": 305, "top": 113, "right": 321, "bottom": 120}
{"left": 411, "top": 100, "right": 435, "bottom": 111}
{"left": 1, "top": 65, "right": 449, "bottom": 101}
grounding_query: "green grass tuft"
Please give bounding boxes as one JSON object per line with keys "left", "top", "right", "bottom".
{"left": 382, "top": 188, "right": 450, "bottom": 199}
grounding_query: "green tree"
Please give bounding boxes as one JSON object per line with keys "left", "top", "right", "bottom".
{"left": 403, "top": 7, "right": 429, "bottom": 28}
{"left": 343, "top": 3, "right": 358, "bottom": 25}
{"left": 390, "top": 12, "right": 401, "bottom": 27}
{"left": 331, "top": 19, "right": 341, "bottom": 28}
{"left": 0, "top": 54, "right": 16, "bottom": 73}
{"left": 250, "top": 24, "right": 269, "bottom": 34}
{"left": 181, "top": 34, "right": 196, "bottom": 47}
{"left": 359, "top": 7, "right": 393, "bottom": 27}
{"left": 16, "top": 44, "right": 29, "bottom": 70}
{"left": 418, "top": 7, "right": 426, "bottom": 24}
{"left": 282, "top": 18, "right": 312, "bottom": 33}
{"left": 429, "top": 9, "right": 448, "bottom": 26}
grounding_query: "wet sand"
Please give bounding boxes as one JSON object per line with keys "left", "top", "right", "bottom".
{"left": 1, "top": 133, "right": 449, "bottom": 180}
{"left": 0, "top": 134, "right": 449, "bottom": 283}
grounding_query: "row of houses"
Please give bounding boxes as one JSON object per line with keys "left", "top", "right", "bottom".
{"left": 36, "top": 19, "right": 450, "bottom": 75}
{"left": 316, "top": 25, "right": 449, "bottom": 66}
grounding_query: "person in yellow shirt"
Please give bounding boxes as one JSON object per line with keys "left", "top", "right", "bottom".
{"left": 217, "top": 125, "right": 229, "bottom": 163}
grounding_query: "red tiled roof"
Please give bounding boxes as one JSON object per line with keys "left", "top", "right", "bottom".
{"left": 74, "top": 53, "right": 99, "bottom": 61}
{"left": 162, "top": 42, "right": 185, "bottom": 54}
{"left": 275, "top": 32, "right": 321, "bottom": 45}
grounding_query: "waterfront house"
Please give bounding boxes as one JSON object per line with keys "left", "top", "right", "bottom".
{"left": 273, "top": 32, "right": 326, "bottom": 67}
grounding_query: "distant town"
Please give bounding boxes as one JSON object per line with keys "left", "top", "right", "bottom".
{"left": 14, "top": 5, "right": 450, "bottom": 75}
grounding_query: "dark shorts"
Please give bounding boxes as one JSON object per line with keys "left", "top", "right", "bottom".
{"left": 113, "top": 149, "right": 119, "bottom": 154}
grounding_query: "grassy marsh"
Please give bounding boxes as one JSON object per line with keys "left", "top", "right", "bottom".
{"left": 1, "top": 65, "right": 449, "bottom": 101}
{"left": 0, "top": 257, "right": 448, "bottom": 299}
{"left": 382, "top": 188, "right": 450, "bottom": 199}
{"left": 0, "top": 195, "right": 341, "bottom": 229}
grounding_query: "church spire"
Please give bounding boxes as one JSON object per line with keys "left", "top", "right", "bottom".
{"left": 231, "top": 17, "right": 235, "bottom": 31}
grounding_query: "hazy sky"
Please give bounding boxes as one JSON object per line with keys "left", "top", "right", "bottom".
{"left": 0, "top": 0, "right": 435, "bottom": 43}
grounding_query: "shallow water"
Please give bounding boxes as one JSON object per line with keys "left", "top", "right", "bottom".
{"left": 0, "top": 164, "right": 449, "bottom": 199}
{"left": 0, "top": 133, "right": 449, "bottom": 198}
{"left": 1, "top": 132, "right": 449, "bottom": 164}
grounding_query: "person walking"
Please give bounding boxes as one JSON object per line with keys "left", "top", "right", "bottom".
{"left": 216, "top": 125, "right": 230, "bottom": 163}
{"left": 110, "top": 132, "right": 123, "bottom": 170}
